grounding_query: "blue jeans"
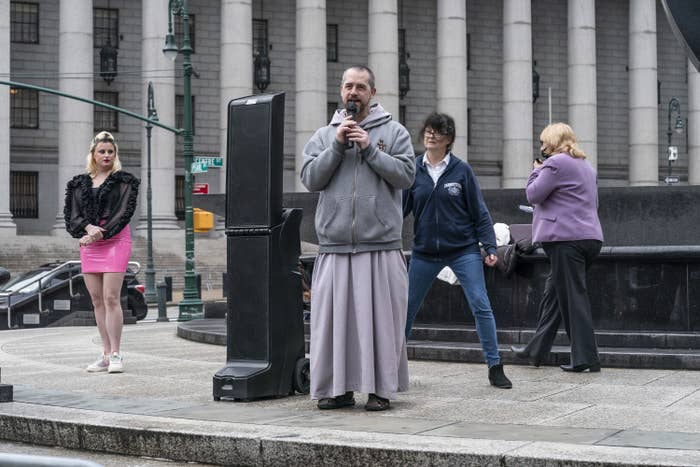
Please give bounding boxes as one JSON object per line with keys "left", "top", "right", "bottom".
{"left": 406, "top": 253, "right": 501, "bottom": 367}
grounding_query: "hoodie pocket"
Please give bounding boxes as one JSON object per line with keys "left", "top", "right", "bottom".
{"left": 355, "top": 195, "right": 396, "bottom": 243}
{"left": 317, "top": 195, "right": 353, "bottom": 244}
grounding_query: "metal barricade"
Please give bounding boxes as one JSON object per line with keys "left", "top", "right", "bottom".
{"left": 0, "top": 260, "right": 141, "bottom": 329}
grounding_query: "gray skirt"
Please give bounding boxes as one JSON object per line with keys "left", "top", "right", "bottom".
{"left": 310, "top": 250, "right": 409, "bottom": 400}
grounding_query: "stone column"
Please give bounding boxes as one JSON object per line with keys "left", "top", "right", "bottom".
{"left": 0, "top": 0, "right": 16, "bottom": 235}
{"left": 137, "top": 0, "right": 180, "bottom": 237}
{"left": 220, "top": 0, "right": 253, "bottom": 194}
{"left": 628, "top": 0, "right": 658, "bottom": 186}
{"left": 295, "top": 0, "right": 327, "bottom": 191}
{"left": 368, "top": 0, "right": 399, "bottom": 119}
{"left": 688, "top": 59, "right": 700, "bottom": 184}
{"left": 52, "top": 0, "right": 94, "bottom": 235}
{"left": 437, "top": 0, "right": 468, "bottom": 160}
{"left": 568, "top": 0, "right": 597, "bottom": 168}
{"left": 502, "top": 0, "right": 533, "bottom": 188}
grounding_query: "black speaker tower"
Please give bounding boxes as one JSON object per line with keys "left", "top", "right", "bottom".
{"left": 213, "top": 93, "right": 309, "bottom": 400}
{"left": 661, "top": 0, "right": 700, "bottom": 71}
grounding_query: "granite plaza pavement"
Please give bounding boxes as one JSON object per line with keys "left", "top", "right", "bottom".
{"left": 1, "top": 308, "right": 700, "bottom": 466}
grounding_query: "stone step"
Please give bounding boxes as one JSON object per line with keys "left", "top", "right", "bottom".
{"left": 408, "top": 324, "right": 700, "bottom": 350}
{"left": 407, "top": 340, "right": 700, "bottom": 370}
{"left": 178, "top": 319, "right": 700, "bottom": 370}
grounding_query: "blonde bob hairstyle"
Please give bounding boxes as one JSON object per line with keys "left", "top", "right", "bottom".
{"left": 86, "top": 131, "right": 122, "bottom": 177}
{"left": 539, "top": 122, "right": 587, "bottom": 159}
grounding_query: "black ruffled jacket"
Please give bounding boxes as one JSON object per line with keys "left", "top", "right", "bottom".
{"left": 64, "top": 171, "right": 140, "bottom": 239}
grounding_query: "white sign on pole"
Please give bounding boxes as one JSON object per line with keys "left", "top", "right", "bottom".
{"left": 191, "top": 161, "right": 209, "bottom": 174}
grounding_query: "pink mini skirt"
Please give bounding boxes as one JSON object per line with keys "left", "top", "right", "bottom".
{"left": 80, "top": 225, "right": 132, "bottom": 273}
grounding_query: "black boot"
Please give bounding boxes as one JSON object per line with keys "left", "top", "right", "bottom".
{"left": 488, "top": 364, "right": 513, "bottom": 389}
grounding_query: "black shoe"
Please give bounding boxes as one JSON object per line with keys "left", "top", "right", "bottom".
{"left": 488, "top": 364, "right": 513, "bottom": 389}
{"left": 510, "top": 345, "right": 541, "bottom": 367}
{"left": 560, "top": 363, "right": 601, "bottom": 373}
{"left": 365, "top": 393, "right": 391, "bottom": 411}
{"left": 317, "top": 391, "right": 355, "bottom": 409}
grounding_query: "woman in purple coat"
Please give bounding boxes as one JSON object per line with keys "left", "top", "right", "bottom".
{"left": 511, "top": 123, "right": 603, "bottom": 372}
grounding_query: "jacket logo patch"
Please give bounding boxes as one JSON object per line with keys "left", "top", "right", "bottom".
{"left": 377, "top": 139, "right": 386, "bottom": 151}
{"left": 444, "top": 182, "right": 462, "bottom": 196}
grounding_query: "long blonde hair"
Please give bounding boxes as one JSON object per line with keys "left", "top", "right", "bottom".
{"left": 539, "top": 122, "right": 587, "bottom": 159}
{"left": 86, "top": 131, "right": 122, "bottom": 177}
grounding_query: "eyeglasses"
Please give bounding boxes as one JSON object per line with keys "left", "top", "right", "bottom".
{"left": 425, "top": 129, "right": 448, "bottom": 139}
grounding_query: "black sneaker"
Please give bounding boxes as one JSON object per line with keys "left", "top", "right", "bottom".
{"left": 488, "top": 364, "right": 513, "bottom": 389}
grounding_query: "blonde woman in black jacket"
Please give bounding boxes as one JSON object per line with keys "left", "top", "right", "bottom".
{"left": 64, "top": 131, "right": 139, "bottom": 373}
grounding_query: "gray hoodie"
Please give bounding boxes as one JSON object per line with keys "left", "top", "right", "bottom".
{"left": 300, "top": 103, "right": 415, "bottom": 254}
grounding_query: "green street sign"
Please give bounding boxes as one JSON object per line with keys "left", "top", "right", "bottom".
{"left": 191, "top": 161, "right": 209, "bottom": 174}
{"left": 193, "top": 155, "right": 223, "bottom": 168}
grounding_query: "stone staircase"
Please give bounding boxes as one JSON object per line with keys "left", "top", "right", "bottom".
{"left": 407, "top": 324, "right": 700, "bottom": 370}
{"left": 0, "top": 233, "right": 228, "bottom": 294}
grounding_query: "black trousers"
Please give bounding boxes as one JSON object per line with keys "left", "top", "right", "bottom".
{"left": 522, "top": 239, "right": 602, "bottom": 366}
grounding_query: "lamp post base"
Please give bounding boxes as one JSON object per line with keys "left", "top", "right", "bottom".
{"left": 178, "top": 299, "right": 204, "bottom": 321}
{"left": 0, "top": 384, "right": 13, "bottom": 402}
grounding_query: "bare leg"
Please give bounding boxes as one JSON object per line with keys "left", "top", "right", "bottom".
{"left": 102, "top": 272, "right": 125, "bottom": 354}
{"left": 83, "top": 273, "right": 110, "bottom": 355}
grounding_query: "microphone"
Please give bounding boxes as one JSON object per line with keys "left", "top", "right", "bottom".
{"left": 345, "top": 101, "right": 358, "bottom": 149}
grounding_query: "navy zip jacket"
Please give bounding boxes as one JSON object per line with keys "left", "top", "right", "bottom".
{"left": 403, "top": 153, "right": 497, "bottom": 261}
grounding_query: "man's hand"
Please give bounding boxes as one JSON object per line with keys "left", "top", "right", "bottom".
{"left": 335, "top": 116, "right": 355, "bottom": 145}
{"left": 345, "top": 124, "right": 370, "bottom": 149}
{"left": 484, "top": 253, "right": 498, "bottom": 267}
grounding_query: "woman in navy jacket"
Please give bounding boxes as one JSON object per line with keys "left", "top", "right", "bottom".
{"left": 511, "top": 122, "right": 603, "bottom": 372}
{"left": 403, "top": 112, "right": 511, "bottom": 389}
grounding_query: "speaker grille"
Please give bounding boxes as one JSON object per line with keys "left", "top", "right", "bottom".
{"left": 225, "top": 93, "right": 285, "bottom": 228}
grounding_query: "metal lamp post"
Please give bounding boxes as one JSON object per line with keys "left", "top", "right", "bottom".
{"left": 143, "top": 82, "right": 158, "bottom": 304}
{"left": 163, "top": 0, "right": 203, "bottom": 319}
{"left": 666, "top": 97, "right": 684, "bottom": 185}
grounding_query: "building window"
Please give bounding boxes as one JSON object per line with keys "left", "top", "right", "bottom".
{"left": 399, "top": 28, "right": 406, "bottom": 62}
{"left": 94, "top": 91, "right": 119, "bottom": 132}
{"left": 93, "top": 7, "right": 119, "bottom": 48}
{"left": 253, "top": 19, "right": 268, "bottom": 58}
{"left": 10, "top": 87, "right": 39, "bottom": 129}
{"left": 327, "top": 102, "right": 338, "bottom": 123}
{"left": 467, "top": 108, "right": 471, "bottom": 146}
{"left": 10, "top": 171, "right": 39, "bottom": 219}
{"left": 327, "top": 24, "right": 338, "bottom": 62}
{"left": 175, "top": 175, "right": 185, "bottom": 220}
{"left": 176, "top": 95, "right": 195, "bottom": 135}
{"left": 175, "top": 14, "right": 195, "bottom": 53}
{"left": 10, "top": 2, "right": 39, "bottom": 44}
{"left": 467, "top": 33, "right": 471, "bottom": 70}
{"left": 399, "top": 105, "right": 406, "bottom": 126}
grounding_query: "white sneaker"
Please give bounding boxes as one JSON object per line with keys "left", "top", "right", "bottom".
{"left": 107, "top": 352, "right": 124, "bottom": 373}
{"left": 86, "top": 355, "right": 109, "bottom": 372}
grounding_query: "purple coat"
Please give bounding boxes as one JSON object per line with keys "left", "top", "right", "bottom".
{"left": 526, "top": 153, "right": 603, "bottom": 243}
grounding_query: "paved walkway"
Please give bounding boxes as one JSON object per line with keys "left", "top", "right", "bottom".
{"left": 1, "top": 318, "right": 700, "bottom": 466}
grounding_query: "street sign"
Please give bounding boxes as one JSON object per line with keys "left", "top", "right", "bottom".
{"left": 668, "top": 146, "right": 679, "bottom": 161}
{"left": 191, "top": 161, "right": 209, "bottom": 174}
{"left": 192, "top": 183, "right": 209, "bottom": 194}
{"left": 665, "top": 176, "right": 679, "bottom": 185}
{"left": 194, "top": 155, "right": 223, "bottom": 168}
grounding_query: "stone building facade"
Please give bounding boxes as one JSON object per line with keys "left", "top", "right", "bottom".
{"left": 1, "top": 0, "right": 697, "bottom": 236}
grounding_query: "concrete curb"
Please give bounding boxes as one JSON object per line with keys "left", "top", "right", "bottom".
{"left": 0, "top": 403, "right": 699, "bottom": 467}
